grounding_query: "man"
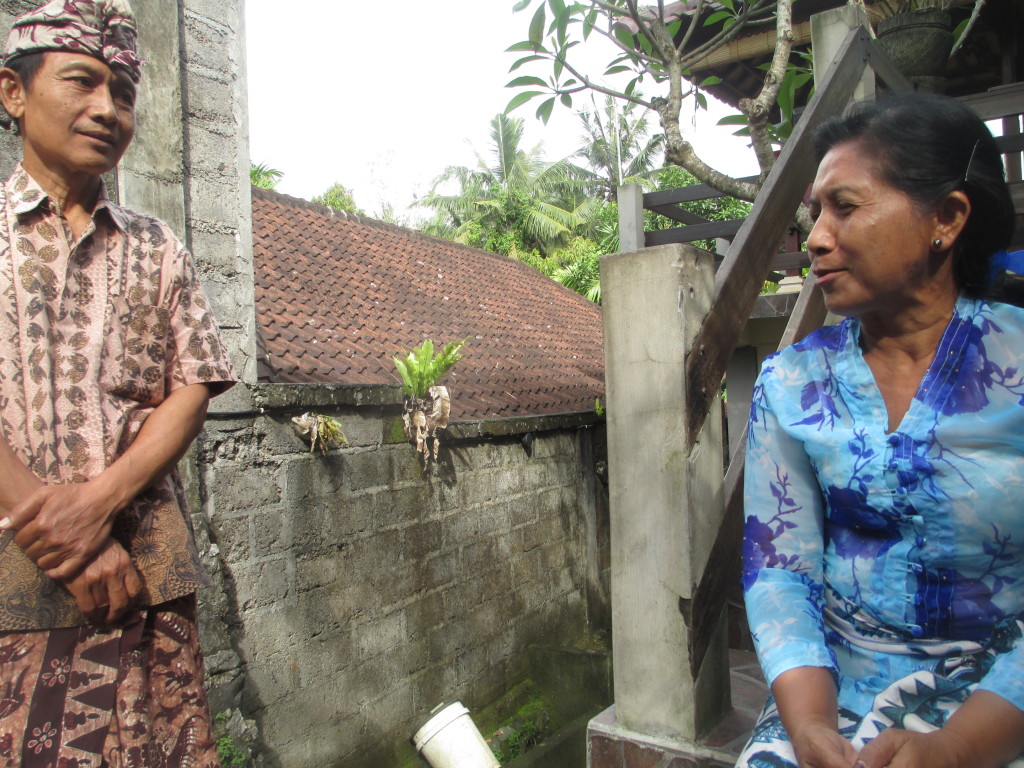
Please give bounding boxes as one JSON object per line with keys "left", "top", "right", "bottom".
{"left": 0, "top": 1, "right": 236, "bottom": 765}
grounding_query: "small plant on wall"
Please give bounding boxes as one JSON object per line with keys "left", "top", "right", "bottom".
{"left": 393, "top": 339, "right": 465, "bottom": 463}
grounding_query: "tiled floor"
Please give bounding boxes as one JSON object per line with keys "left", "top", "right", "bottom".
{"left": 588, "top": 649, "right": 768, "bottom": 768}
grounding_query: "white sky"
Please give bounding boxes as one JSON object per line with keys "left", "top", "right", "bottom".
{"left": 244, "top": 0, "right": 760, "bottom": 224}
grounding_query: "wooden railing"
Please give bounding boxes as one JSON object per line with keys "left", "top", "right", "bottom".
{"left": 602, "top": 10, "right": 916, "bottom": 746}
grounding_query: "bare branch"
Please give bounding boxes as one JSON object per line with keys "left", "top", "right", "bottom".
{"left": 675, "top": 0, "right": 705, "bottom": 55}
{"left": 558, "top": 55, "right": 654, "bottom": 110}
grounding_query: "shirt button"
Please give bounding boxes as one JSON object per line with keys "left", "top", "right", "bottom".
{"left": 888, "top": 435, "right": 899, "bottom": 446}
{"left": 910, "top": 625, "right": 925, "bottom": 638}
{"left": 897, "top": 486, "right": 907, "bottom": 495}
{"left": 915, "top": 536, "right": 926, "bottom": 547}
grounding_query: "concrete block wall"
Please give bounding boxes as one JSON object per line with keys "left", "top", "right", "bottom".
{"left": 193, "top": 386, "right": 608, "bottom": 768}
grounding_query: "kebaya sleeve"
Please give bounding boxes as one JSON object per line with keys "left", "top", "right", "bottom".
{"left": 743, "top": 361, "right": 837, "bottom": 686}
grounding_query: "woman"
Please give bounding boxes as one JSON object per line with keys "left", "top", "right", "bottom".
{"left": 738, "top": 92, "right": 1024, "bottom": 768}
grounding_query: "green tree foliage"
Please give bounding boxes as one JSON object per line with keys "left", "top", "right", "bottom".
{"left": 505, "top": 0, "right": 797, "bottom": 206}
{"left": 571, "top": 97, "right": 665, "bottom": 201}
{"left": 250, "top": 162, "right": 283, "bottom": 190}
{"left": 417, "top": 113, "right": 586, "bottom": 257}
{"left": 312, "top": 182, "right": 364, "bottom": 215}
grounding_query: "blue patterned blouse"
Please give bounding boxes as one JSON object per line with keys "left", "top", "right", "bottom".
{"left": 743, "top": 296, "right": 1024, "bottom": 713}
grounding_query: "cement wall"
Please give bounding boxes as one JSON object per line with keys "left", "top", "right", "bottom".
{"left": 193, "top": 385, "right": 609, "bottom": 767}
{"left": 0, "top": 3, "right": 612, "bottom": 765}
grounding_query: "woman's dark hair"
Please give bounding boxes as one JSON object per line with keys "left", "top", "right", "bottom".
{"left": 813, "top": 92, "right": 1015, "bottom": 298}
{"left": 0, "top": 52, "right": 45, "bottom": 133}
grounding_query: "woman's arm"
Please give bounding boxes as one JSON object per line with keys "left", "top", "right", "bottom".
{"left": 744, "top": 357, "right": 854, "bottom": 767}
{"left": 773, "top": 667, "right": 858, "bottom": 768}
{"left": 1, "top": 382, "right": 212, "bottom": 579}
{"left": 856, "top": 690, "right": 1024, "bottom": 768}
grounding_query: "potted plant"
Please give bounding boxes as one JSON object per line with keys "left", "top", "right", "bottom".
{"left": 872, "top": 0, "right": 981, "bottom": 90}
{"left": 393, "top": 339, "right": 465, "bottom": 463}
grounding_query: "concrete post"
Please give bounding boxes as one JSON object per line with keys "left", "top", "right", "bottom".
{"left": 811, "top": 5, "right": 875, "bottom": 100}
{"left": 617, "top": 184, "right": 645, "bottom": 254}
{"left": 601, "top": 243, "right": 727, "bottom": 741}
{"left": 118, "top": 0, "right": 187, "bottom": 237}
{"left": 726, "top": 346, "right": 758, "bottom": 459}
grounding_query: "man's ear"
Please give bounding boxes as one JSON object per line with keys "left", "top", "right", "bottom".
{"left": 0, "top": 67, "right": 26, "bottom": 122}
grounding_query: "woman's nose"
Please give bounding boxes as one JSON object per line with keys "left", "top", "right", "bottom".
{"left": 806, "top": 214, "right": 832, "bottom": 260}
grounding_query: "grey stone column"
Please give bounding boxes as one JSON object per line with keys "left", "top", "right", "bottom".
{"left": 601, "top": 243, "right": 728, "bottom": 741}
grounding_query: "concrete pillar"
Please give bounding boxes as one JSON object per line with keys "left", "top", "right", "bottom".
{"left": 601, "top": 243, "right": 728, "bottom": 741}
{"left": 179, "top": 0, "right": 258, "bottom": 405}
{"left": 811, "top": 5, "right": 875, "bottom": 100}
{"left": 726, "top": 346, "right": 758, "bottom": 459}
{"left": 119, "top": 0, "right": 187, "bottom": 237}
{"left": 617, "top": 184, "right": 645, "bottom": 254}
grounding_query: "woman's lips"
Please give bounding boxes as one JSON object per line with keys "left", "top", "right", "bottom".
{"left": 813, "top": 268, "right": 844, "bottom": 288}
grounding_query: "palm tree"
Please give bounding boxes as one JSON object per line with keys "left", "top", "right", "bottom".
{"left": 418, "top": 114, "right": 584, "bottom": 257}
{"left": 250, "top": 162, "right": 283, "bottom": 190}
{"left": 572, "top": 97, "right": 666, "bottom": 202}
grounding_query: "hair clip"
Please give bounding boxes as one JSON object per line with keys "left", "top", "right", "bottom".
{"left": 963, "top": 139, "right": 979, "bottom": 183}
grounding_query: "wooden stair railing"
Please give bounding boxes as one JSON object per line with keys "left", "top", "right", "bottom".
{"left": 682, "top": 27, "right": 914, "bottom": 679}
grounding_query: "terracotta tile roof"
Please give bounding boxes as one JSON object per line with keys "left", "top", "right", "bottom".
{"left": 251, "top": 187, "right": 605, "bottom": 421}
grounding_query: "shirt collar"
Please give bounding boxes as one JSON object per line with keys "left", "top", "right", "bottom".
{"left": 5, "top": 163, "right": 130, "bottom": 232}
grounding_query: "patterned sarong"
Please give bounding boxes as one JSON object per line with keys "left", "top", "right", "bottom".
{"left": 0, "top": 595, "right": 219, "bottom": 768}
{"left": 735, "top": 607, "right": 1024, "bottom": 768}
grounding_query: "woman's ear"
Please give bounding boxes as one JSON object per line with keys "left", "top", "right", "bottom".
{"left": 0, "top": 67, "right": 26, "bottom": 122}
{"left": 933, "top": 189, "right": 971, "bottom": 249}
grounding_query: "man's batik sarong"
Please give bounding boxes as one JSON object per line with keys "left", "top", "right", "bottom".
{"left": 0, "top": 596, "right": 219, "bottom": 768}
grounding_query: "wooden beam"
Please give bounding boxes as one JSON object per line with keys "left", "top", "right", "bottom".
{"left": 862, "top": 36, "right": 913, "bottom": 92}
{"left": 958, "top": 83, "right": 1024, "bottom": 121}
{"left": 646, "top": 219, "right": 745, "bottom": 245}
{"left": 684, "top": 27, "right": 870, "bottom": 446}
{"left": 647, "top": 205, "right": 710, "bottom": 226}
{"left": 689, "top": 276, "right": 828, "bottom": 675}
{"left": 644, "top": 177, "right": 760, "bottom": 207}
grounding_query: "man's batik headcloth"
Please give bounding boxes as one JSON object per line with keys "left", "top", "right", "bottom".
{"left": 2, "top": 0, "right": 142, "bottom": 83}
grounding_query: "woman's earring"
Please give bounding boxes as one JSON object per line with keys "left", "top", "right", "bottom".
{"left": 933, "top": 238, "right": 943, "bottom": 250}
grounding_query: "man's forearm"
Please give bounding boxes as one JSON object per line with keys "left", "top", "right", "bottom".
{"left": 94, "top": 382, "right": 212, "bottom": 511}
{"left": 3, "top": 383, "right": 213, "bottom": 578}
{"left": 0, "top": 434, "right": 41, "bottom": 515}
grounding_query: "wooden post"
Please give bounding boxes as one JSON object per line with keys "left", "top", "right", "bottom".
{"left": 617, "top": 184, "right": 645, "bottom": 254}
{"left": 601, "top": 243, "right": 728, "bottom": 741}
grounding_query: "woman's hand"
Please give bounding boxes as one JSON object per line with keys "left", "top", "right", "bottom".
{"left": 3, "top": 476, "right": 123, "bottom": 580}
{"left": 791, "top": 719, "right": 859, "bottom": 768}
{"left": 61, "top": 538, "right": 142, "bottom": 625}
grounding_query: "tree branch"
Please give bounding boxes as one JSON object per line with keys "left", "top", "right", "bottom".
{"left": 739, "top": 0, "right": 794, "bottom": 178}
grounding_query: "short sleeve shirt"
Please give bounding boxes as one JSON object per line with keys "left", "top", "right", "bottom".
{"left": 0, "top": 165, "right": 237, "bottom": 631}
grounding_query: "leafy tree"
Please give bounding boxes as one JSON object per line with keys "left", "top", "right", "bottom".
{"left": 312, "top": 182, "right": 364, "bottom": 215}
{"left": 572, "top": 96, "right": 665, "bottom": 201}
{"left": 505, "top": 0, "right": 797, "bottom": 209}
{"left": 250, "top": 162, "right": 283, "bottom": 190}
{"left": 417, "top": 113, "right": 586, "bottom": 256}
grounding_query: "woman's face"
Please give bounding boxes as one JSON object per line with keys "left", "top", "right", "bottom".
{"left": 807, "top": 140, "right": 954, "bottom": 320}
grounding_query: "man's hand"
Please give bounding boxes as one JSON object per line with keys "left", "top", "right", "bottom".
{"left": 2, "top": 475, "right": 124, "bottom": 580}
{"left": 61, "top": 538, "right": 142, "bottom": 625}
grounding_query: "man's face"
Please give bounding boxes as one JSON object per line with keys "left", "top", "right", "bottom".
{"left": 4, "top": 51, "right": 136, "bottom": 183}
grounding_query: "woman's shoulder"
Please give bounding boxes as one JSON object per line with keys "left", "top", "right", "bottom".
{"left": 758, "top": 322, "right": 848, "bottom": 380}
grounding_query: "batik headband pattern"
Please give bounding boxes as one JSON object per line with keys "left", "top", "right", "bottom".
{"left": 3, "top": 0, "right": 142, "bottom": 83}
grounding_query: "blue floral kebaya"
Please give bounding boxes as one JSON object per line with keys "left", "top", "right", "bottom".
{"left": 736, "top": 296, "right": 1024, "bottom": 768}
